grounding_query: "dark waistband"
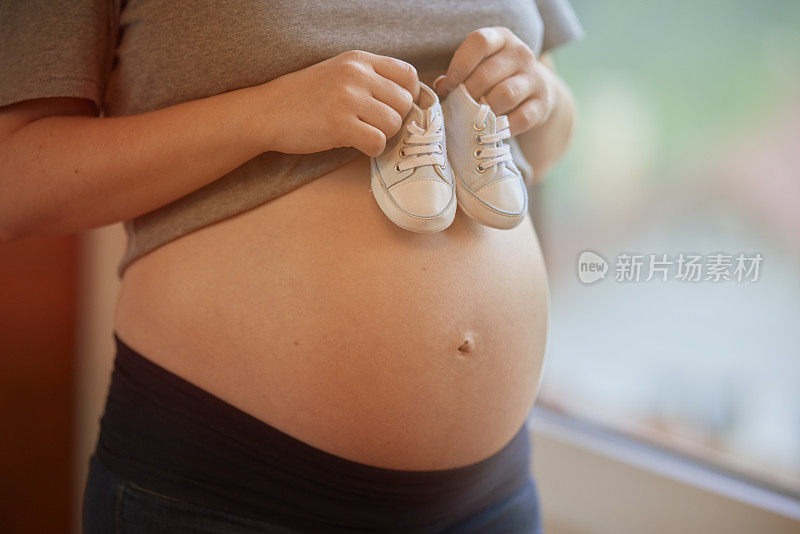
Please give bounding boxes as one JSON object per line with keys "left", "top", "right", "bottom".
{"left": 95, "top": 332, "right": 532, "bottom": 533}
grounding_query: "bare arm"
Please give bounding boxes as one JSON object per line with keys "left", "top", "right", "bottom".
{"left": 0, "top": 50, "right": 420, "bottom": 241}
{"left": 0, "top": 87, "right": 270, "bottom": 240}
{"left": 513, "top": 54, "right": 576, "bottom": 181}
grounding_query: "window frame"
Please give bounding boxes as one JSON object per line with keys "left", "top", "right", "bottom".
{"left": 529, "top": 179, "right": 800, "bottom": 531}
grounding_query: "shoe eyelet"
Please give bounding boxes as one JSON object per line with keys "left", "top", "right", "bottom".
{"left": 473, "top": 121, "right": 485, "bottom": 131}
{"left": 403, "top": 136, "right": 410, "bottom": 144}
{"left": 436, "top": 143, "right": 443, "bottom": 153}
{"left": 438, "top": 160, "right": 447, "bottom": 170}
{"left": 473, "top": 148, "right": 482, "bottom": 159}
{"left": 476, "top": 164, "right": 487, "bottom": 173}
{"left": 475, "top": 134, "right": 483, "bottom": 144}
{"left": 399, "top": 147, "right": 407, "bottom": 157}
{"left": 394, "top": 162, "right": 402, "bottom": 173}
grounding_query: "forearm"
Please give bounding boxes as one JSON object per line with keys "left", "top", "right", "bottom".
{"left": 514, "top": 59, "right": 576, "bottom": 181}
{"left": 0, "top": 84, "right": 270, "bottom": 240}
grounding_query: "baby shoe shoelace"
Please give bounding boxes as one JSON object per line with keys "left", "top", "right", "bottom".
{"left": 395, "top": 111, "right": 446, "bottom": 173}
{"left": 473, "top": 104, "right": 513, "bottom": 173}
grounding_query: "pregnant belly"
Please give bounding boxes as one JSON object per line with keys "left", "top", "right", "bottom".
{"left": 113, "top": 154, "right": 550, "bottom": 470}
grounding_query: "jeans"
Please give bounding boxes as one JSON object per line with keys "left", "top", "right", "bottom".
{"left": 83, "top": 454, "right": 543, "bottom": 534}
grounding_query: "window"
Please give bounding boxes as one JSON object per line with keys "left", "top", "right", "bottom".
{"left": 535, "top": 0, "right": 800, "bottom": 497}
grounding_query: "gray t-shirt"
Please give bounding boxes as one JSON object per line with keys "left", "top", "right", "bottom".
{"left": 0, "top": 0, "right": 583, "bottom": 278}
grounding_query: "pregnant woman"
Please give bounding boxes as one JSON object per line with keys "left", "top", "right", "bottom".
{"left": 0, "top": 1, "right": 582, "bottom": 532}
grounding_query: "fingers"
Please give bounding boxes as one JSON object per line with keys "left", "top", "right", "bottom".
{"left": 369, "top": 74, "right": 414, "bottom": 119}
{"left": 332, "top": 51, "right": 419, "bottom": 157}
{"left": 463, "top": 51, "right": 519, "bottom": 102}
{"left": 432, "top": 74, "right": 448, "bottom": 95}
{"left": 349, "top": 119, "right": 387, "bottom": 158}
{"left": 503, "top": 64, "right": 556, "bottom": 135}
{"left": 485, "top": 73, "right": 536, "bottom": 116}
{"left": 535, "top": 62, "right": 557, "bottom": 119}
{"left": 438, "top": 27, "right": 507, "bottom": 97}
{"left": 356, "top": 97, "right": 403, "bottom": 141}
{"left": 369, "top": 53, "right": 420, "bottom": 103}
{"left": 506, "top": 98, "right": 548, "bottom": 136}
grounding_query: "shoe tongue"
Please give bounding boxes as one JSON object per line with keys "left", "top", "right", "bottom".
{"left": 406, "top": 103, "right": 427, "bottom": 129}
{"left": 422, "top": 108, "right": 432, "bottom": 128}
{"left": 412, "top": 106, "right": 432, "bottom": 129}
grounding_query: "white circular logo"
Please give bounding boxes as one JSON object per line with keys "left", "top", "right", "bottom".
{"left": 577, "top": 250, "right": 608, "bottom": 284}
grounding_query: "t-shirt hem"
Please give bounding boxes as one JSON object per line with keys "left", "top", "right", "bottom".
{"left": 115, "top": 149, "right": 364, "bottom": 280}
{"left": 0, "top": 75, "right": 104, "bottom": 113}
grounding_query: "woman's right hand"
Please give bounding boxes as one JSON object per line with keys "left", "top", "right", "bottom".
{"left": 257, "top": 50, "right": 420, "bottom": 158}
{"left": 0, "top": 53, "right": 419, "bottom": 239}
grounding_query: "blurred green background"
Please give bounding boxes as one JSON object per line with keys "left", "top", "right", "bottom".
{"left": 535, "top": 0, "right": 800, "bottom": 495}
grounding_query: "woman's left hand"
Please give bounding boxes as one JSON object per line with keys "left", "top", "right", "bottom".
{"left": 433, "top": 26, "right": 557, "bottom": 136}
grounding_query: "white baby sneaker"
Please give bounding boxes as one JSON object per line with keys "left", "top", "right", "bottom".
{"left": 441, "top": 83, "right": 528, "bottom": 230}
{"left": 370, "top": 82, "right": 456, "bottom": 233}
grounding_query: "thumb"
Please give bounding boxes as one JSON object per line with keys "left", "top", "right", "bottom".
{"left": 433, "top": 75, "right": 450, "bottom": 98}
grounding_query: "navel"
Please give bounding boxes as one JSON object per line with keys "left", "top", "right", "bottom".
{"left": 457, "top": 337, "right": 474, "bottom": 355}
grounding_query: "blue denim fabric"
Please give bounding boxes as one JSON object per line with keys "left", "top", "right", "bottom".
{"left": 83, "top": 455, "right": 543, "bottom": 534}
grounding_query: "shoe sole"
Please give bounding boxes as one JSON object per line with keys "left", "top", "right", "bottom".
{"left": 370, "top": 159, "right": 457, "bottom": 233}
